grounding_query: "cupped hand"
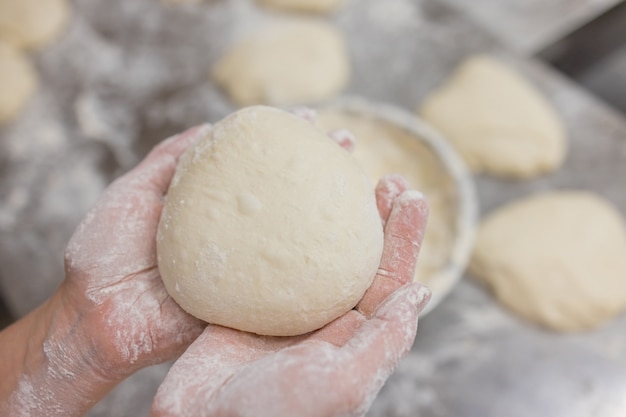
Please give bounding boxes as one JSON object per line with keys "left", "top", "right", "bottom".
{"left": 151, "top": 174, "right": 430, "bottom": 417}
{"left": 60, "top": 125, "right": 213, "bottom": 379}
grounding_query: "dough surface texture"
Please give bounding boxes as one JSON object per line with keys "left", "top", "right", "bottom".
{"left": 419, "top": 55, "right": 566, "bottom": 179}
{"left": 256, "top": 0, "right": 343, "bottom": 14}
{"left": 212, "top": 21, "right": 349, "bottom": 106}
{"left": 470, "top": 192, "right": 626, "bottom": 331}
{"left": 157, "top": 106, "right": 383, "bottom": 336}
{"left": 0, "top": 42, "right": 37, "bottom": 124}
{"left": 0, "top": 0, "right": 69, "bottom": 50}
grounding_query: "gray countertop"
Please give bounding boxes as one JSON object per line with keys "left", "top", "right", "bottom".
{"left": 1, "top": 0, "right": 625, "bottom": 415}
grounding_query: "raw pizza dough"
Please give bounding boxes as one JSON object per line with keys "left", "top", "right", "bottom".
{"left": 0, "top": 0, "right": 69, "bottom": 50}
{"left": 212, "top": 20, "right": 349, "bottom": 106}
{"left": 256, "top": 0, "right": 344, "bottom": 14}
{"left": 0, "top": 42, "right": 37, "bottom": 124}
{"left": 157, "top": 106, "right": 383, "bottom": 336}
{"left": 419, "top": 55, "right": 566, "bottom": 179}
{"left": 470, "top": 191, "right": 626, "bottom": 331}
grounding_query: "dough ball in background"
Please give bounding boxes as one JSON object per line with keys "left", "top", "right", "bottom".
{"left": 256, "top": 0, "right": 344, "bottom": 14}
{"left": 0, "top": 0, "right": 70, "bottom": 51}
{"left": 157, "top": 106, "right": 383, "bottom": 336}
{"left": 470, "top": 191, "right": 626, "bottom": 332}
{"left": 212, "top": 20, "right": 350, "bottom": 106}
{"left": 0, "top": 42, "right": 38, "bottom": 124}
{"left": 419, "top": 55, "right": 566, "bottom": 179}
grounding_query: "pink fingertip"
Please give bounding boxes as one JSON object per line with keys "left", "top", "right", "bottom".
{"left": 161, "top": 123, "right": 211, "bottom": 147}
{"left": 290, "top": 107, "right": 317, "bottom": 123}
{"left": 377, "top": 174, "right": 410, "bottom": 196}
{"left": 186, "top": 123, "right": 212, "bottom": 143}
{"left": 328, "top": 128, "right": 356, "bottom": 152}
{"left": 377, "top": 282, "right": 432, "bottom": 317}
{"left": 396, "top": 189, "right": 426, "bottom": 204}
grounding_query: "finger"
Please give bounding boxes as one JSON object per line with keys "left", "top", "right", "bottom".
{"left": 327, "top": 128, "right": 356, "bottom": 152}
{"left": 308, "top": 310, "right": 366, "bottom": 347}
{"left": 350, "top": 283, "right": 431, "bottom": 360}
{"left": 151, "top": 325, "right": 259, "bottom": 417}
{"left": 375, "top": 174, "right": 409, "bottom": 225}
{"left": 339, "top": 283, "right": 431, "bottom": 413}
{"left": 123, "top": 123, "right": 212, "bottom": 195}
{"left": 289, "top": 106, "right": 317, "bottom": 124}
{"left": 357, "top": 190, "right": 429, "bottom": 317}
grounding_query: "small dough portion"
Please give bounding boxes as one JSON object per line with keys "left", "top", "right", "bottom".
{"left": 0, "top": 0, "right": 70, "bottom": 50}
{"left": 0, "top": 42, "right": 37, "bottom": 124}
{"left": 256, "top": 0, "right": 343, "bottom": 14}
{"left": 470, "top": 192, "right": 626, "bottom": 331}
{"left": 212, "top": 20, "right": 350, "bottom": 106}
{"left": 157, "top": 106, "right": 383, "bottom": 336}
{"left": 419, "top": 55, "right": 566, "bottom": 179}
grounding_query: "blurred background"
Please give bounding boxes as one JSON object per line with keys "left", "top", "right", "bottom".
{"left": 1, "top": 0, "right": 626, "bottom": 416}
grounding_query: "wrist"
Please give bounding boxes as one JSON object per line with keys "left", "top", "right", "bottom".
{"left": 0, "top": 286, "right": 120, "bottom": 417}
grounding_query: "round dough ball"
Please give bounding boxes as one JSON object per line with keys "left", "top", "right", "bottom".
{"left": 212, "top": 21, "right": 350, "bottom": 106}
{"left": 419, "top": 55, "right": 566, "bottom": 179}
{"left": 470, "top": 192, "right": 626, "bottom": 331}
{"left": 0, "top": 0, "right": 69, "bottom": 50}
{"left": 157, "top": 106, "right": 383, "bottom": 336}
{"left": 256, "top": 0, "right": 344, "bottom": 14}
{"left": 0, "top": 42, "right": 37, "bottom": 124}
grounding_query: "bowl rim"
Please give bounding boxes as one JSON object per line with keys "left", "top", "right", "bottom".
{"left": 317, "top": 96, "right": 478, "bottom": 315}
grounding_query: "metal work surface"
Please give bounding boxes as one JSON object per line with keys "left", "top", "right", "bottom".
{"left": 1, "top": 0, "right": 626, "bottom": 415}
{"left": 440, "top": 0, "right": 623, "bottom": 54}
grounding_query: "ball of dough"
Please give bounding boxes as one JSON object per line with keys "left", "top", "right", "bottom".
{"left": 0, "top": 0, "right": 69, "bottom": 50}
{"left": 256, "top": 0, "right": 344, "bottom": 14}
{"left": 157, "top": 106, "right": 383, "bottom": 336}
{"left": 470, "top": 192, "right": 626, "bottom": 331}
{"left": 419, "top": 55, "right": 566, "bottom": 179}
{"left": 0, "top": 42, "right": 37, "bottom": 124}
{"left": 212, "top": 20, "right": 350, "bottom": 106}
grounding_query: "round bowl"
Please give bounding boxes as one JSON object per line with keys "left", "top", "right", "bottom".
{"left": 316, "top": 97, "right": 478, "bottom": 315}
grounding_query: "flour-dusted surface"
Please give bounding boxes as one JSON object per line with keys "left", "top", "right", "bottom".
{"left": 1, "top": 0, "right": 626, "bottom": 415}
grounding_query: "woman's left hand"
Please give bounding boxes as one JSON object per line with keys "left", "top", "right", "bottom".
{"left": 151, "top": 175, "right": 430, "bottom": 417}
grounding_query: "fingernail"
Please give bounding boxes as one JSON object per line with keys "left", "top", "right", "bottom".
{"left": 161, "top": 123, "right": 211, "bottom": 146}
{"left": 180, "top": 123, "right": 213, "bottom": 143}
{"left": 406, "top": 282, "right": 432, "bottom": 315}
{"left": 397, "top": 189, "right": 426, "bottom": 204}
{"left": 289, "top": 107, "right": 317, "bottom": 123}
{"left": 328, "top": 128, "right": 356, "bottom": 152}
{"left": 393, "top": 190, "right": 429, "bottom": 219}
{"left": 187, "top": 123, "right": 212, "bottom": 144}
{"left": 394, "top": 282, "right": 432, "bottom": 314}
{"left": 376, "top": 282, "right": 432, "bottom": 317}
{"left": 376, "top": 174, "right": 410, "bottom": 198}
